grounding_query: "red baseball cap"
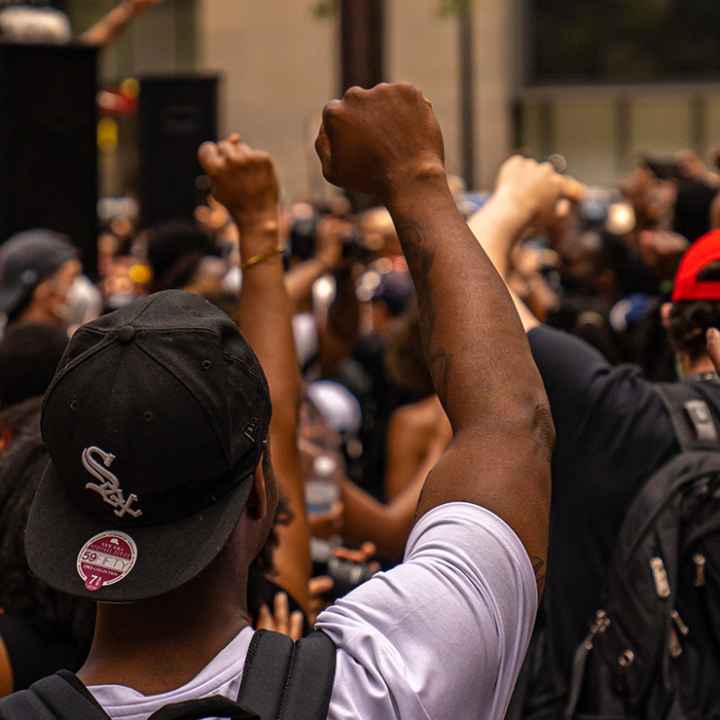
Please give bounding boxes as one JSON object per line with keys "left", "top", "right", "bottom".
{"left": 672, "top": 230, "right": 720, "bottom": 302}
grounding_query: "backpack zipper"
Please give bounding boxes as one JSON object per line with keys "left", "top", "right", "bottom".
{"left": 671, "top": 609, "right": 689, "bottom": 636}
{"left": 650, "top": 556, "right": 671, "bottom": 598}
{"left": 693, "top": 553, "right": 707, "bottom": 587}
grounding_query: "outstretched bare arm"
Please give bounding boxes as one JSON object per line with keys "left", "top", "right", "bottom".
{"left": 198, "top": 137, "right": 311, "bottom": 614}
{"left": 316, "top": 83, "right": 578, "bottom": 593}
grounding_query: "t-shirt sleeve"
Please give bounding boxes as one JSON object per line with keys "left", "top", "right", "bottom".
{"left": 316, "top": 502, "right": 537, "bottom": 720}
{"left": 528, "top": 325, "right": 670, "bottom": 468}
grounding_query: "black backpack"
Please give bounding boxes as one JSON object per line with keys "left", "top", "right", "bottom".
{"left": 0, "top": 630, "right": 336, "bottom": 720}
{"left": 565, "top": 380, "right": 720, "bottom": 720}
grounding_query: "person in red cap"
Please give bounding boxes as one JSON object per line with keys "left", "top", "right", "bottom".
{"left": 473, "top": 208, "right": 720, "bottom": 717}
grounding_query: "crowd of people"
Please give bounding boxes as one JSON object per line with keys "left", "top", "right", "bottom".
{"left": 0, "top": 32, "right": 720, "bottom": 720}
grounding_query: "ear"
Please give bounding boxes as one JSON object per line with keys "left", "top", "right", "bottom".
{"left": 245, "top": 460, "right": 269, "bottom": 521}
{"left": 661, "top": 302, "right": 673, "bottom": 329}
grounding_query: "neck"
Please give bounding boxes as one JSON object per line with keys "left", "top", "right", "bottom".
{"left": 20, "top": 303, "right": 61, "bottom": 327}
{"left": 79, "top": 569, "right": 250, "bottom": 695}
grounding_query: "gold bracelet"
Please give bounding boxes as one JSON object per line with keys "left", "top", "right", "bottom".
{"left": 241, "top": 247, "right": 284, "bottom": 271}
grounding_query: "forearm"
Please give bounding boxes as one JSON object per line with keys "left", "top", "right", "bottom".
{"left": 233, "top": 219, "right": 311, "bottom": 612}
{"left": 235, "top": 220, "right": 301, "bottom": 415}
{"left": 468, "top": 201, "right": 543, "bottom": 332}
{"left": 80, "top": 1, "right": 136, "bottom": 46}
{"left": 388, "top": 180, "right": 548, "bottom": 438}
{"left": 339, "top": 476, "right": 416, "bottom": 561}
{"left": 467, "top": 195, "right": 525, "bottom": 281}
{"left": 285, "top": 257, "right": 332, "bottom": 307}
{"left": 387, "top": 176, "right": 552, "bottom": 591}
{"left": 319, "top": 268, "right": 360, "bottom": 373}
{"left": 326, "top": 266, "right": 359, "bottom": 344}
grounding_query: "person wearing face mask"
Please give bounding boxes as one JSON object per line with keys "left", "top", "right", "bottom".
{"left": 0, "top": 230, "right": 82, "bottom": 332}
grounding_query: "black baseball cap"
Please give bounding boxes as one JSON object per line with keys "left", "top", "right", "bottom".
{"left": 0, "top": 229, "right": 78, "bottom": 316}
{"left": 25, "top": 290, "right": 272, "bottom": 602}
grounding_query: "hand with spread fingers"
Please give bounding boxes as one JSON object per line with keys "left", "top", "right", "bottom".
{"left": 198, "top": 135, "right": 279, "bottom": 233}
{"left": 256, "top": 593, "right": 305, "bottom": 641}
{"left": 316, "top": 83, "right": 445, "bottom": 200}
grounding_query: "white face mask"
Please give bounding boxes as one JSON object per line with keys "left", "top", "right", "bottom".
{"left": 62, "top": 276, "right": 103, "bottom": 326}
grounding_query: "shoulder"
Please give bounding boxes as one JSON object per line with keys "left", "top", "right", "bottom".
{"left": 321, "top": 503, "right": 537, "bottom": 720}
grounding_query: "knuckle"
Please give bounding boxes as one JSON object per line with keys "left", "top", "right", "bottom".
{"left": 344, "top": 85, "right": 364, "bottom": 101}
{"left": 396, "top": 82, "right": 417, "bottom": 95}
{"left": 323, "top": 99, "right": 342, "bottom": 121}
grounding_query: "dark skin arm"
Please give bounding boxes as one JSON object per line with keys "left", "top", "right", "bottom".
{"left": 319, "top": 265, "right": 361, "bottom": 374}
{"left": 385, "top": 397, "right": 451, "bottom": 500}
{"left": 198, "top": 137, "right": 311, "bottom": 615}
{"left": 339, "top": 470, "right": 424, "bottom": 562}
{"left": 316, "top": 83, "right": 578, "bottom": 594}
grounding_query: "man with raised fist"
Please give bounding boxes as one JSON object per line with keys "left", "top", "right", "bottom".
{"left": 0, "top": 84, "right": 578, "bottom": 720}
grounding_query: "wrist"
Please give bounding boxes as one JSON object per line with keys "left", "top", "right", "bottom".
{"left": 490, "top": 187, "right": 538, "bottom": 231}
{"left": 481, "top": 192, "right": 536, "bottom": 239}
{"left": 231, "top": 209, "right": 278, "bottom": 234}
{"left": 384, "top": 160, "right": 448, "bottom": 211}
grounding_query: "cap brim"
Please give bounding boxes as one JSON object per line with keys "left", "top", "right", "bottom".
{"left": 25, "top": 460, "right": 254, "bottom": 603}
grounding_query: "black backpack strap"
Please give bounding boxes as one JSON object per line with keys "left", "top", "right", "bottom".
{"left": 0, "top": 671, "right": 110, "bottom": 720}
{"left": 238, "top": 630, "right": 336, "bottom": 720}
{"left": 656, "top": 382, "right": 719, "bottom": 451}
{"left": 277, "top": 631, "right": 336, "bottom": 720}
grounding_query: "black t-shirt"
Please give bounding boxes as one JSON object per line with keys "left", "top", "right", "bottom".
{"left": 528, "top": 325, "right": 720, "bottom": 686}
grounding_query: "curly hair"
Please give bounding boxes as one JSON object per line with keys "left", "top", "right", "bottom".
{"left": 0, "top": 405, "right": 95, "bottom": 651}
{"left": 667, "top": 301, "right": 720, "bottom": 362}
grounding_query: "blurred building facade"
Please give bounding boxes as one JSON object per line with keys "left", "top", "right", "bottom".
{"left": 66, "top": 0, "right": 720, "bottom": 197}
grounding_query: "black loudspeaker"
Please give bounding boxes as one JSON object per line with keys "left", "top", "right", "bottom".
{"left": 138, "top": 75, "right": 219, "bottom": 229}
{"left": 0, "top": 42, "right": 98, "bottom": 273}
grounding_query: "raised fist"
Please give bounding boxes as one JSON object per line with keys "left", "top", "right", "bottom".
{"left": 315, "top": 83, "right": 445, "bottom": 200}
{"left": 198, "top": 135, "right": 279, "bottom": 227}
{"left": 494, "top": 156, "right": 585, "bottom": 228}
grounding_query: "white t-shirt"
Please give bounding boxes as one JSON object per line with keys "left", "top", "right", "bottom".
{"left": 90, "top": 502, "right": 537, "bottom": 720}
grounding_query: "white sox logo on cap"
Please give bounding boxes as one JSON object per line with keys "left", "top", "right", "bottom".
{"left": 82, "top": 446, "right": 143, "bottom": 518}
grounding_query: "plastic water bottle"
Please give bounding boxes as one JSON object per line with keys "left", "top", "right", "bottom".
{"left": 305, "top": 455, "right": 339, "bottom": 517}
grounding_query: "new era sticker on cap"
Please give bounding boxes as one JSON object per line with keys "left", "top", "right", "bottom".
{"left": 76, "top": 531, "right": 137, "bottom": 592}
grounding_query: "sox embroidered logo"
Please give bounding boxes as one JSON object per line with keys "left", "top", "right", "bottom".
{"left": 82, "top": 446, "right": 143, "bottom": 518}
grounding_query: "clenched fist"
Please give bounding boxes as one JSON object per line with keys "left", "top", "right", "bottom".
{"left": 494, "top": 156, "right": 585, "bottom": 228}
{"left": 198, "top": 135, "right": 279, "bottom": 229}
{"left": 316, "top": 83, "right": 446, "bottom": 201}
